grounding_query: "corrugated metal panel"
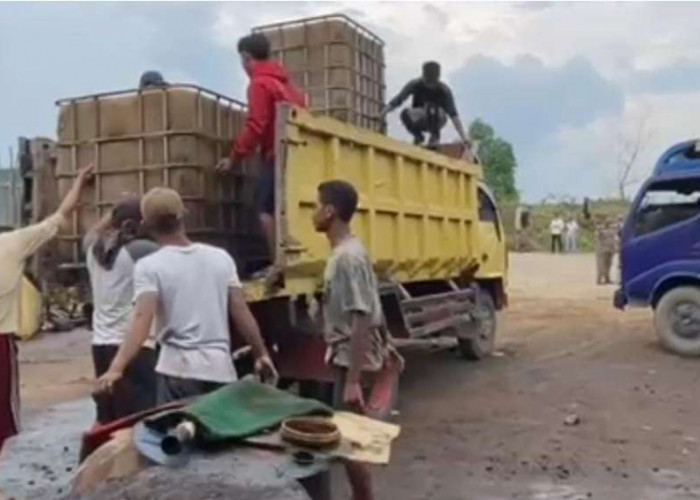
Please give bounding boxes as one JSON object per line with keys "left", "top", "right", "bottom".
{"left": 0, "top": 168, "right": 22, "bottom": 229}
{"left": 243, "top": 105, "right": 482, "bottom": 301}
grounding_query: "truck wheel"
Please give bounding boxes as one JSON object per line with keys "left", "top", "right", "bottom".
{"left": 458, "top": 289, "right": 497, "bottom": 360}
{"left": 654, "top": 286, "right": 700, "bottom": 356}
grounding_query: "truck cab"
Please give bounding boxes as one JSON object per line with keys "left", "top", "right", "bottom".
{"left": 616, "top": 139, "right": 700, "bottom": 355}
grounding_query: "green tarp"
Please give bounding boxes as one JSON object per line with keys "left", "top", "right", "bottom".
{"left": 150, "top": 379, "right": 332, "bottom": 442}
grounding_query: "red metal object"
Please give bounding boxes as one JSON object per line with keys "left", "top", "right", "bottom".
{"left": 276, "top": 334, "right": 336, "bottom": 383}
{"left": 79, "top": 401, "right": 183, "bottom": 462}
{"left": 366, "top": 361, "right": 400, "bottom": 420}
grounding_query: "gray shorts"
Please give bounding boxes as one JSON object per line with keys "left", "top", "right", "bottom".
{"left": 156, "top": 374, "right": 226, "bottom": 405}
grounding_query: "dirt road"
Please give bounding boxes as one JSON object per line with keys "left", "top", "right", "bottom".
{"left": 16, "top": 253, "right": 700, "bottom": 499}
{"left": 375, "top": 253, "right": 700, "bottom": 499}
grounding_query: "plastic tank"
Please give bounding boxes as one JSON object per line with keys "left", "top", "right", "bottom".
{"left": 253, "top": 14, "right": 386, "bottom": 133}
{"left": 55, "top": 85, "right": 268, "bottom": 275}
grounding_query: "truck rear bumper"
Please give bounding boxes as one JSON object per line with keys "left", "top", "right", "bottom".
{"left": 613, "top": 288, "right": 627, "bottom": 310}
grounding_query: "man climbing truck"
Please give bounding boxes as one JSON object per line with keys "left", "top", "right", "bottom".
{"left": 380, "top": 61, "right": 470, "bottom": 149}
{"left": 616, "top": 139, "right": 700, "bottom": 356}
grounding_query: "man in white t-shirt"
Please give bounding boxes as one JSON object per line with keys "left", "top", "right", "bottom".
{"left": 95, "top": 187, "right": 277, "bottom": 403}
{"left": 549, "top": 216, "right": 565, "bottom": 254}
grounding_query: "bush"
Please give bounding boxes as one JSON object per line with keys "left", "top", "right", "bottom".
{"left": 502, "top": 199, "right": 630, "bottom": 252}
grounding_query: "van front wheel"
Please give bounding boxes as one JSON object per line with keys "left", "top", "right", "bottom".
{"left": 654, "top": 286, "right": 700, "bottom": 356}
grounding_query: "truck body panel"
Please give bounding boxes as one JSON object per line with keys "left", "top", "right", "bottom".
{"left": 246, "top": 105, "right": 482, "bottom": 301}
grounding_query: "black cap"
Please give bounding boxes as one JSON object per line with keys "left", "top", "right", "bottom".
{"left": 139, "top": 71, "right": 168, "bottom": 89}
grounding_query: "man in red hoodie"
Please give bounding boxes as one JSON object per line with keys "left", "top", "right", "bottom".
{"left": 217, "top": 33, "right": 305, "bottom": 264}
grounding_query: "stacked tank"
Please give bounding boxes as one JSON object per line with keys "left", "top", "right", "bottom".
{"left": 54, "top": 85, "right": 267, "bottom": 273}
{"left": 253, "top": 14, "right": 386, "bottom": 133}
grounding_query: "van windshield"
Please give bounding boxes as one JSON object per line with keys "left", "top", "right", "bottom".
{"left": 635, "top": 179, "right": 700, "bottom": 236}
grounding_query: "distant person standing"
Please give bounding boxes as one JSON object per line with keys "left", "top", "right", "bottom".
{"left": 564, "top": 217, "right": 579, "bottom": 253}
{"left": 380, "top": 61, "right": 469, "bottom": 149}
{"left": 549, "top": 216, "right": 565, "bottom": 253}
{"left": 595, "top": 218, "right": 617, "bottom": 285}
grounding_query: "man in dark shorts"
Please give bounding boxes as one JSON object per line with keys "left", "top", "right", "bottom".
{"left": 95, "top": 187, "right": 277, "bottom": 404}
{"left": 312, "top": 180, "right": 392, "bottom": 500}
{"left": 217, "top": 33, "right": 305, "bottom": 264}
{"left": 380, "top": 61, "right": 470, "bottom": 148}
{"left": 84, "top": 198, "right": 160, "bottom": 424}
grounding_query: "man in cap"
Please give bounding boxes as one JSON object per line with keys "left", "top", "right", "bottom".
{"left": 380, "top": 61, "right": 469, "bottom": 149}
{"left": 0, "top": 164, "right": 94, "bottom": 449}
{"left": 95, "top": 187, "right": 277, "bottom": 403}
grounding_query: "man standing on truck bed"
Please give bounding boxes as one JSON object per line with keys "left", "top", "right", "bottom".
{"left": 217, "top": 32, "right": 305, "bottom": 272}
{"left": 0, "top": 164, "right": 93, "bottom": 450}
{"left": 312, "top": 180, "right": 391, "bottom": 500}
{"left": 95, "top": 187, "right": 278, "bottom": 403}
{"left": 380, "top": 61, "right": 470, "bottom": 149}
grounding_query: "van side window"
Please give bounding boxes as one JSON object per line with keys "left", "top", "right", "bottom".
{"left": 667, "top": 144, "right": 700, "bottom": 164}
{"left": 478, "top": 188, "right": 502, "bottom": 239}
{"left": 635, "top": 179, "right": 700, "bottom": 237}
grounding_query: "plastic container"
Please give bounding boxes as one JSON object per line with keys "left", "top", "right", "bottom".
{"left": 253, "top": 14, "right": 386, "bottom": 133}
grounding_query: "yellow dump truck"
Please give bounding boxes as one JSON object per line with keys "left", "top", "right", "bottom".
{"left": 49, "top": 85, "right": 507, "bottom": 393}
{"left": 254, "top": 105, "right": 507, "bottom": 383}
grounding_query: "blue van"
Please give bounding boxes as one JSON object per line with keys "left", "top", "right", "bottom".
{"left": 615, "top": 140, "right": 700, "bottom": 355}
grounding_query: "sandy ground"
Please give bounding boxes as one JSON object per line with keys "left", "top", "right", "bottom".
{"left": 15, "top": 253, "right": 700, "bottom": 499}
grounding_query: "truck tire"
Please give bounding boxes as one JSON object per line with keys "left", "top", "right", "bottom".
{"left": 458, "top": 288, "right": 497, "bottom": 360}
{"left": 654, "top": 286, "right": 700, "bottom": 356}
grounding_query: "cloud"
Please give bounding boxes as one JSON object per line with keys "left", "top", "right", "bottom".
{"left": 522, "top": 92, "right": 700, "bottom": 201}
{"left": 446, "top": 54, "right": 624, "bottom": 199}
{"left": 0, "top": 2, "right": 238, "bottom": 161}
{"left": 451, "top": 54, "right": 623, "bottom": 144}
{"left": 629, "top": 59, "right": 700, "bottom": 95}
{"left": 3, "top": 2, "right": 700, "bottom": 201}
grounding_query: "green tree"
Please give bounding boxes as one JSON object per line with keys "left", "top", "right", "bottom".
{"left": 469, "top": 119, "right": 519, "bottom": 202}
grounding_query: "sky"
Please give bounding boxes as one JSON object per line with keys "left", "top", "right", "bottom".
{"left": 2, "top": 1, "right": 700, "bottom": 202}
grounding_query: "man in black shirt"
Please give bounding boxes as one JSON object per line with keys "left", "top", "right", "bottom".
{"left": 380, "top": 61, "right": 469, "bottom": 148}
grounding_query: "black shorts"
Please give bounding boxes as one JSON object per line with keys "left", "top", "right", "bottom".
{"left": 92, "top": 345, "right": 157, "bottom": 424}
{"left": 256, "top": 162, "right": 275, "bottom": 216}
{"left": 155, "top": 373, "right": 226, "bottom": 405}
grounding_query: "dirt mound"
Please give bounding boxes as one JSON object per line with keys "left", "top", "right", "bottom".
{"left": 61, "top": 453, "right": 311, "bottom": 500}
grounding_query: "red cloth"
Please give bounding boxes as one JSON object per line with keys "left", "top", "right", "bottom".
{"left": 232, "top": 60, "right": 305, "bottom": 162}
{"left": 79, "top": 401, "right": 184, "bottom": 462}
{"left": 0, "top": 335, "right": 19, "bottom": 451}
